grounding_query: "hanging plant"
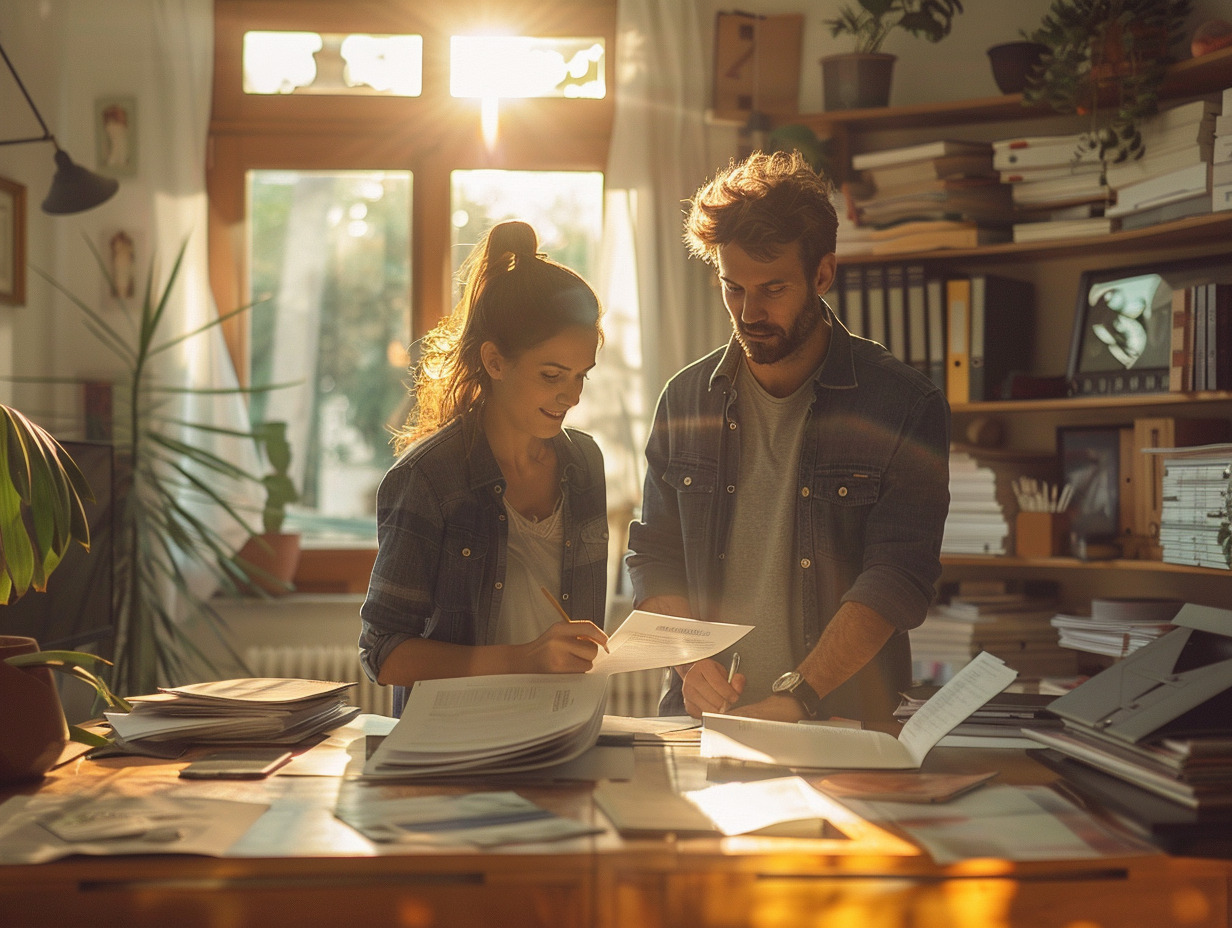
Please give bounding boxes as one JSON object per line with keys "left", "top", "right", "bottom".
{"left": 1021, "top": 0, "right": 1193, "bottom": 164}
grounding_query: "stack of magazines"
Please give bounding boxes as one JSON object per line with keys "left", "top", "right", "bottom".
{"left": 104, "top": 678, "right": 360, "bottom": 749}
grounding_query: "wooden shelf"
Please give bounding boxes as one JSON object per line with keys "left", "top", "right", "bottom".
{"left": 839, "top": 213, "right": 1232, "bottom": 265}
{"left": 790, "top": 46, "right": 1232, "bottom": 136}
{"left": 951, "top": 390, "right": 1232, "bottom": 415}
{"left": 942, "top": 554, "right": 1231, "bottom": 574}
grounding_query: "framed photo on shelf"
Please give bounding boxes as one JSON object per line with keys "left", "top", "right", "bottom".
{"left": 0, "top": 176, "right": 26, "bottom": 307}
{"left": 1066, "top": 256, "right": 1232, "bottom": 397}
{"left": 1057, "top": 425, "right": 1124, "bottom": 542}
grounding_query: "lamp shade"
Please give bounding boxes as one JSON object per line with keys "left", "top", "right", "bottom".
{"left": 41, "top": 149, "right": 118, "bottom": 215}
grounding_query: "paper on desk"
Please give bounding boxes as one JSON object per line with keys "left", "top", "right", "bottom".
{"left": 588, "top": 611, "right": 751, "bottom": 676}
{"left": 684, "top": 776, "right": 843, "bottom": 836}
{"left": 0, "top": 795, "right": 268, "bottom": 864}
{"left": 702, "top": 652, "right": 1017, "bottom": 769}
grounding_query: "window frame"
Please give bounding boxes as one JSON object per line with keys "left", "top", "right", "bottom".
{"left": 207, "top": 0, "right": 616, "bottom": 590}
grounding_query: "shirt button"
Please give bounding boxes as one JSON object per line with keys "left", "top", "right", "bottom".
{"left": 461, "top": 547, "right": 471, "bottom": 557}
{"left": 801, "top": 486, "right": 810, "bottom": 498}
{"left": 728, "top": 422, "right": 737, "bottom": 430}
{"left": 718, "top": 552, "right": 726, "bottom": 559}
{"left": 498, "top": 513, "right": 506, "bottom": 521}
{"left": 494, "top": 485, "right": 503, "bottom": 495}
{"left": 683, "top": 476, "right": 692, "bottom": 486}
{"left": 561, "top": 593, "right": 570, "bottom": 601}
{"left": 565, "top": 540, "right": 572, "bottom": 548}
{"left": 838, "top": 486, "right": 848, "bottom": 498}
{"left": 800, "top": 558, "right": 811, "bottom": 569}
{"left": 726, "top": 485, "right": 735, "bottom": 494}
{"left": 494, "top": 581, "right": 503, "bottom": 590}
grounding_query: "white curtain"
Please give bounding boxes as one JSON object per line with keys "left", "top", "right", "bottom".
{"left": 600, "top": 0, "right": 730, "bottom": 418}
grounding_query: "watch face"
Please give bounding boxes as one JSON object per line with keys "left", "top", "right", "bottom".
{"left": 772, "top": 671, "right": 801, "bottom": 693}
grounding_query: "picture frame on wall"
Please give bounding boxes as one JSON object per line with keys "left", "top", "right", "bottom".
{"left": 0, "top": 176, "right": 26, "bottom": 307}
{"left": 1057, "top": 425, "right": 1124, "bottom": 542}
{"left": 1066, "top": 256, "right": 1232, "bottom": 397}
{"left": 94, "top": 95, "right": 138, "bottom": 178}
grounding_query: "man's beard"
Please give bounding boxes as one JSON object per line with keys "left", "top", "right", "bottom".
{"left": 733, "top": 292, "right": 823, "bottom": 365}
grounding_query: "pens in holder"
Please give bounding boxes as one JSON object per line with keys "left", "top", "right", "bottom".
{"left": 539, "top": 586, "right": 609, "bottom": 652}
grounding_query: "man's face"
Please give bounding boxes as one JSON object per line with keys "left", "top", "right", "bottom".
{"left": 716, "top": 242, "right": 825, "bottom": 366}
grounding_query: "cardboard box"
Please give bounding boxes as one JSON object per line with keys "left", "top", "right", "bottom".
{"left": 712, "top": 12, "right": 803, "bottom": 122}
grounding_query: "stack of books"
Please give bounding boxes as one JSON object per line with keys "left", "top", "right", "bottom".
{"left": 1105, "top": 98, "right": 1220, "bottom": 229}
{"left": 943, "top": 451, "right": 1010, "bottom": 555}
{"left": 894, "top": 682, "right": 1060, "bottom": 746}
{"left": 1147, "top": 443, "right": 1232, "bottom": 569}
{"left": 912, "top": 579, "right": 1075, "bottom": 683}
{"left": 1049, "top": 597, "right": 1183, "bottom": 658}
{"left": 846, "top": 139, "right": 1014, "bottom": 237}
{"left": 996, "top": 131, "right": 1112, "bottom": 242}
{"left": 1215, "top": 86, "right": 1232, "bottom": 212}
{"left": 1169, "top": 282, "right": 1232, "bottom": 391}
{"left": 104, "top": 678, "right": 360, "bottom": 751}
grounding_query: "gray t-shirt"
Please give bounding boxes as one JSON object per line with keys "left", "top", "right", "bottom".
{"left": 715, "top": 359, "right": 814, "bottom": 704}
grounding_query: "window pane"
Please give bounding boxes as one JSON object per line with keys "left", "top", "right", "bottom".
{"left": 248, "top": 171, "right": 412, "bottom": 541}
{"left": 244, "top": 32, "right": 423, "bottom": 96}
{"left": 450, "top": 36, "right": 604, "bottom": 98}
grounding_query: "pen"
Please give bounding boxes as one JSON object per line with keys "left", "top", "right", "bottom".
{"left": 539, "top": 586, "right": 609, "bottom": 652}
{"left": 721, "top": 652, "right": 741, "bottom": 714}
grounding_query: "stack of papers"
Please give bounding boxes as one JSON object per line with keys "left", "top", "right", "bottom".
{"left": 363, "top": 612, "right": 751, "bottom": 779}
{"left": 105, "top": 678, "right": 360, "bottom": 748}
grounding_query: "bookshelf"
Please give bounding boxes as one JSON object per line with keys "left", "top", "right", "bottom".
{"left": 787, "top": 49, "right": 1232, "bottom": 612}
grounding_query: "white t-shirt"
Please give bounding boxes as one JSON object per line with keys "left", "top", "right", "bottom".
{"left": 489, "top": 500, "right": 565, "bottom": 646}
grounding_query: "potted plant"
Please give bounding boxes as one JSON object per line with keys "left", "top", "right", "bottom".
{"left": 235, "top": 420, "right": 302, "bottom": 595}
{"left": 1, "top": 403, "right": 130, "bottom": 784}
{"left": 821, "top": 0, "right": 965, "bottom": 110}
{"left": 1021, "top": 0, "right": 1193, "bottom": 163}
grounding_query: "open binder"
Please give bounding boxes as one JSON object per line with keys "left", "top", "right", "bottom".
{"left": 1046, "top": 603, "right": 1232, "bottom": 744}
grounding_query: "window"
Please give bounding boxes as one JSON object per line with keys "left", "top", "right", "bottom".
{"left": 209, "top": 0, "right": 616, "bottom": 590}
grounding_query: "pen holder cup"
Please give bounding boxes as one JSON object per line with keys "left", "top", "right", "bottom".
{"left": 1015, "top": 511, "right": 1070, "bottom": 558}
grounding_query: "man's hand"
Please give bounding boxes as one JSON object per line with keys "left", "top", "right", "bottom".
{"left": 518, "top": 620, "right": 608, "bottom": 673}
{"left": 681, "top": 658, "right": 744, "bottom": 718}
{"left": 731, "top": 694, "right": 806, "bottom": 722}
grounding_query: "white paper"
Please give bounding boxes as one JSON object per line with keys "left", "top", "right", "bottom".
{"left": 684, "top": 776, "right": 838, "bottom": 836}
{"left": 589, "top": 611, "right": 752, "bottom": 676}
{"left": 702, "top": 652, "right": 1017, "bottom": 770}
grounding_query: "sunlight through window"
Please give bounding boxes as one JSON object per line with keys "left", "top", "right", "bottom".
{"left": 450, "top": 36, "right": 604, "bottom": 99}
{"left": 244, "top": 32, "right": 422, "bottom": 96}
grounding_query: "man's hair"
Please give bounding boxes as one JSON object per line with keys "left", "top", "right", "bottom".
{"left": 684, "top": 150, "right": 838, "bottom": 279}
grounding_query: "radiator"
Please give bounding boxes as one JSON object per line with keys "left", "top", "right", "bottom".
{"left": 245, "top": 644, "right": 393, "bottom": 716}
{"left": 244, "top": 646, "right": 662, "bottom": 719}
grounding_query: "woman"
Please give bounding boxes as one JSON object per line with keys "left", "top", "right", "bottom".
{"left": 359, "top": 220, "right": 609, "bottom": 715}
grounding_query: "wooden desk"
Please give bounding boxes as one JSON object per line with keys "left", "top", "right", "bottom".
{"left": 1, "top": 743, "right": 1228, "bottom": 928}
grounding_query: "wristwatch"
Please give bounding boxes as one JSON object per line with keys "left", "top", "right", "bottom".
{"left": 771, "top": 671, "right": 823, "bottom": 720}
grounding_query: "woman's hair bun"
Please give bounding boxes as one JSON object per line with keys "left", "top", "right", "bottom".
{"left": 488, "top": 220, "right": 538, "bottom": 265}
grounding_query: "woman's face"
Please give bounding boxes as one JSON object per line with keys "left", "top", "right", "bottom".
{"left": 483, "top": 325, "right": 599, "bottom": 439}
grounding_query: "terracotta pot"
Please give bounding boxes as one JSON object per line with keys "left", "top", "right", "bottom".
{"left": 0, "top": 636, "right": 70, "bottom": 785}
{"left": 821, "top": 53, "right": 896, "bottom": 111}
{"left": 237, "top": 532, "right": 302, "bottom": 595}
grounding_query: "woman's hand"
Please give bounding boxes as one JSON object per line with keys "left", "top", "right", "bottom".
{"left": 518, "top": 620, "right": 609, "bottom": 673}
{"left": 681, "top": 658, "right": 744, "bottom": 718}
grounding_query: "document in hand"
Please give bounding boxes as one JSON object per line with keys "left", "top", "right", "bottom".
{"left": 701, "top": 652, "right": 1018, "bottom": 770}
{"left": 363, "top": 612, "right": 752, "bottom": 779}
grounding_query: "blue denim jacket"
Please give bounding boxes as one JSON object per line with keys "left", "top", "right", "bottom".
{"left": 359, "top": 412, "right": 608, "bottom": 714}
{"left": 627, "top": 304, "right": 950, "bottom": 720}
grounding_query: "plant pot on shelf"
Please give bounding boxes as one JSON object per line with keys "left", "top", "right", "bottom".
{"left": 237, "top": 532, "right": 302, "bottom": 596}
{"left": 987, "top": 41, "right": 1049, "bottom": 94}
{"left": 0, "top": 636, "right": 71, "bottom": 785}
{"left": 821, "top": 53, "right": 896, "bottom": 111}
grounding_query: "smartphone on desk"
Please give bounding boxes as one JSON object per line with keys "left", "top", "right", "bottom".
{"left": 178, "top": 748, "right": 293, "bottom": 779}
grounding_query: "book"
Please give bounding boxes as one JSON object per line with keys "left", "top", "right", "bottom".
{"left": 925, "top": 275, "right": 947, "bottom": 391}
{"left": 362, "top": 612, "right": 752, "bottom": 778}
{"left": 969, "top": 274, "right": 1034, "bottom": 402}
{"left": 869, "top": 222, "right": 1011, "bottom": 254}
{"left": 1010, "top": 171, "right": 1110, "bottom": 207}
{"left": 945, "top": 277, "right": 971, "bottom": 403}
{"left": 864, "top": 264, "right": 887, "bottom": 347}
{"left": 1116, "top": 191, "right": 1211, "bottom": 230}
{"left": 701, "top": 652, "right": 1017, "bottom": 770}
{"left": 814, "top": 770, "right": 998, "bottom": 803}
{"left": 1011, "top": 216, "right": 1116, "bottom": 243}
{"left": 993, "top": 133, "right": 1101, "bottom": 171}
{"left": 856, "top": 186, "right": 1015, "bottom": 225}
{"left": 838, "top": 264, "right": 865, "bottom": 338}
{"left": 1107, "top": 162, "right": 1211, "bottom": 215}
{"left": 999, "top": 160, "right": 1104, "bottom": 185}
{"left": 862, "top": 151, "right": 997, "bottom": 190}
{"left": 1170, "top": 287, "right": 1194, "bottom": 391}
{"left": 885, "top": 265, "right": 907, "bottom": 361}
{"left": 1106, "top": 142, "right": 1216, "bottom": 190}
{"left": 851, "top": 139, "right": 991, "bottom": 172}
{"left": 905, "top": 264, "right": 929, "bottom": 378}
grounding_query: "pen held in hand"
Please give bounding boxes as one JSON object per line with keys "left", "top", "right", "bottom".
{"left": 721, "top": 651, "right": 741, "bottom": 713}
{"left": 539, "top": 586, "right": 609, "bottom": 653}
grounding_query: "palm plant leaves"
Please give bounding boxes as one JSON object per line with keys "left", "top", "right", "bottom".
{"left": 32, "top": 237, "right": 277, "bottom": 697}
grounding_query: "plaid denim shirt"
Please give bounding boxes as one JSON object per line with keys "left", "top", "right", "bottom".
{"left": 359, "top": 413, "right": 608, "bottom": 713}
{"left": 627, "top": 303, "right": 950, "bottom": 721}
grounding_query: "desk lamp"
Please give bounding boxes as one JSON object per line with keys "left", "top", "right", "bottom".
{"left": 0, "top": 40, "right": 119, "bottom": 214}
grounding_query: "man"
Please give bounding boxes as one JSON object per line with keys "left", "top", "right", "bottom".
{"left": 626, "top": 150, "right": 950, "bottom": 724}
